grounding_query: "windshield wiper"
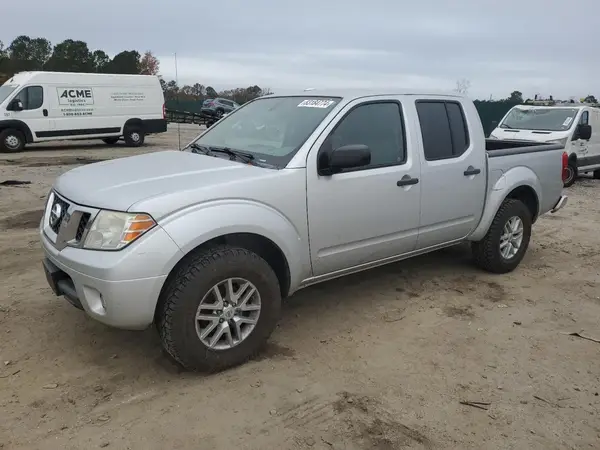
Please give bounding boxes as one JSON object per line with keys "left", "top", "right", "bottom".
{"left": 209, "top": 146, "right": 255, "bottom": 164}
{"left": 188, "top": 143, "right": 214, "bottom": 156}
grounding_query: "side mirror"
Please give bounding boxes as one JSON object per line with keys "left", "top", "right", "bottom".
{"left": 578, "top": 124, "right": 592, "bottom": 140}
{"left": 8, "top": 99, "right": 24, "bottom": 111}
{"left": 318, "top": 144, "right": 371, "bottom": 176}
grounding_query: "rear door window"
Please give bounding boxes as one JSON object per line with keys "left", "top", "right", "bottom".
{"left": 416, "top": 100, "right": 470, "bottom": 161}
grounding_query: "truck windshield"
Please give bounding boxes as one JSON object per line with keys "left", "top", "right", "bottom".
{"left": 189, "top": 96, "right": 342, "bottom": 168}
{"left": 499, "top": 107, "right": 579, "bottom": 131}
{"left": 0, "top": 85, "right": 17, "bottom": 106}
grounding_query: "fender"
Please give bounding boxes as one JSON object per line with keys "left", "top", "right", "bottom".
{"left": 0, "top": 119, "right": 34, "bottom": 143}
{"left": 158, "top": 199, "right": 311, "bottom": 291}
{"left": 468, "top": 165, "right": 541, "bottom": 242}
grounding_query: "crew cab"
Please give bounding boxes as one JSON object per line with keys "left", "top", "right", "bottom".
{"left": 40, "top": 90, "right": 568, "bottom": 372}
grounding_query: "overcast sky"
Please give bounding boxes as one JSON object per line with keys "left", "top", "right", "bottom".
{"left": 4, "top": 0, "right": 598, "bottom": 99}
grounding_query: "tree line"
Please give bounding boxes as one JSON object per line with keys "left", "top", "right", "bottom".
{"left": 0, "top": 35, "right": 270, "bottom": 105}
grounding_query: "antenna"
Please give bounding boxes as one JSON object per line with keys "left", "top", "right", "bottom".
{"left": 175, "top": 52, "right": 181, "bottom": 151}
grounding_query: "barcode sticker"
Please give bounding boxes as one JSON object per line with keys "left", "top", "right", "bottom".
{"left": 297, "top": 99, "right": 335, "bottom": 108}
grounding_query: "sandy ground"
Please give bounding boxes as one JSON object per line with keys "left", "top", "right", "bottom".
{"left": 1, "top": 125, "right": 599, "bottom": 450}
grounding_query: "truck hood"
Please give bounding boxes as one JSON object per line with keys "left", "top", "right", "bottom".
{"left": 54, "top": 150, "right": 269, "bottom": 212}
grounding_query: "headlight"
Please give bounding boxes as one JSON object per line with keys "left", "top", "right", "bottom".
{"left": 83, "top": 210, "right": 156, "bottom": 250}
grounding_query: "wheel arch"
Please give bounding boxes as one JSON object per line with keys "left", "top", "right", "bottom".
{"left": 155, "top": 232, "right": 292, "bottom": 322}
{"left": 0, "top": 120, "right": 34, "bottom": 143}
{"left": 124, "top": 118, "right": 143, "bottom": 132}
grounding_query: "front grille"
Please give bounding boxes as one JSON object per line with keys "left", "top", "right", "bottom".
{"left": 49, "top": 196, "right": 70, "bottom": 234}
{"left": 75, "top": 213, "right": 91, "bottom": 241}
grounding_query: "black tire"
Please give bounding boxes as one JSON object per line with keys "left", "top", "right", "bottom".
{"left": 0, "top": 129, "right": 25, "bottom": 153}
{"left": 593, "top": 170, "right": 600, "bottom": 180}
{"left": 471, "top": 198, "right": 532, "bottom": 274}
{"left": 563, "top": 161, "right": 577, "bottom": 187}
{"left": 102, "top": 137, "right": 119, "bottom": 145}
{"left": 215, "top": 108, "right": 224, "bottom": 118}
{"left": 156, "top": 245, "right": 281, "bottom": 372}
{"left": 123, "top": 126, "right": 145, "bottom": 147}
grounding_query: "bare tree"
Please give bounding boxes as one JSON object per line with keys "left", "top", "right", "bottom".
{"left": 454, "top": 78, "right": 471, "bottom": 95}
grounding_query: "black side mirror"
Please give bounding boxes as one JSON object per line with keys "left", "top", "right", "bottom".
{"left": 8, "top": 99, "right": 24, "bottom": 111}
{"left": 318, "top": 144, "right": 371, "bottom": 176}
{"left": 578, "top": 124, "right": 592, "bottom": 140}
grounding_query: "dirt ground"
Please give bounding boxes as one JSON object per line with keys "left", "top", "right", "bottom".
{"left": 1, "top": 125, "right": 599, "bottom": 450}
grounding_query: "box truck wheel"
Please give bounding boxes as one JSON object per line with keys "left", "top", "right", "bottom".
{"left": 0, "top": 129, "right": 26, "bottom": 153}
{"left": 124, "top": 126, "right": 145, "bottom": 147}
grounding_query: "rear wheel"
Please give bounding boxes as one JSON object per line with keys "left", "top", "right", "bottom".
{"left": 563, "top": 161, "right": 577, "bottom": 187}
{"left": 123, "top": 126, "right": 145, "bottom": 147}
{"left": 471, "top": 198, "right": 532, "bottom": 274}
{"left": 156, "top": 245, "right": 282, "bottom": 372}
{"left": 102, "top": 137, "right": 119, "bottom": 145}
{"left": 0, "top": 129, "right": 25, "bottom": 153}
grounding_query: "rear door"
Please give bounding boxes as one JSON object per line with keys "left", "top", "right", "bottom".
{"left": 415, "top": 98, "right": 487, "bottom": 249}
{"left": 306, "top": 97, "right": 421, "bottom": 275}
{"left": 9, "top": 85, "right": 52, "bottom": 140}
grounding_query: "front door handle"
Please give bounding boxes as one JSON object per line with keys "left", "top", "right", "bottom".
{"left": 397, "top": 175, "right": 419, "bottom": 187}
{"left": 464, "top": 166, "right": 481, "bottom": 176}
{"left": 43, "top": 109, "right": 48, "bottom": 117}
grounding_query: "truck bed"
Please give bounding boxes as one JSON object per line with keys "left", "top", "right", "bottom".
{"left": 485, "top": 138, "right": 563, "bottom": 156}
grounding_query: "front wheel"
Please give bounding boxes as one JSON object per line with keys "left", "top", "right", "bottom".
{"left": 0, "top": 129, "right": 25, "bottom": 153}
{"left": 563, "top": 161, "right": 577, "bottom": 187}
{"left": 156, "top": 246, "right": 281, "bottom": 372}
{"left": 471, "top": 198, "right": 532, "bottom": 274}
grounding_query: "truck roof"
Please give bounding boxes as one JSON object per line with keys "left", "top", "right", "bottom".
{"left": 263, "top": 88, "right": 466, "bottom": 101}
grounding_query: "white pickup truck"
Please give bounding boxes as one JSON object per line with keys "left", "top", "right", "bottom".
{"left": 40, "top": 90, "right": 568, "bottom": 372}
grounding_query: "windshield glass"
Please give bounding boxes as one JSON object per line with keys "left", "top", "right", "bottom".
{"left": 188, "top": 96, "right": 342, "bottom": 168}
{"left": 0, "top": 85, "right": 17, "bottom": 106}
{"left": 499, "top": 107, "right": 579, "bottom": 131}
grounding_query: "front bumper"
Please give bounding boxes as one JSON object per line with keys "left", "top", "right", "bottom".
{"left": 550, "top": 194, "right": 568, "bottom": 213}
{"left": 40, "top": 225, "right": 183, "bottom": 330}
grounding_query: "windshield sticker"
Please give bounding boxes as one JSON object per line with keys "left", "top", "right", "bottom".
{"left": 563, "top": 117, "right": 573, "bottom": 127}
{"left": 297, "top": 99, "right": 335, "bottom": 108}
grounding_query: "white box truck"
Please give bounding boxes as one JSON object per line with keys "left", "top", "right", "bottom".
{"left": 0, "top": 71, "right": 167, "bottom": 152}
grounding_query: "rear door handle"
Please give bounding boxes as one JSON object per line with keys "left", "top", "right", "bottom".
{"left": 397, "top": 175, "right": 419, "bottom": 187}
{"left": 464, "top": 166, "right": 481, "bottom": 176}
{"left": 43, "top": 109, "right": 48, "bottom": 117}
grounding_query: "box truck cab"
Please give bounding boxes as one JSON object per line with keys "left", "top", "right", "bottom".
{"left": 489, "top": 103, "right": 599, "bottom": 186}
{"left": 0, "top": 71, "right": 167, "bottom": 153}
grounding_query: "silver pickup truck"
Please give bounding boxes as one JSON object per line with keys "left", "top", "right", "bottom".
{"left": 40, "top": 90, "right": 568, "bottom": 372}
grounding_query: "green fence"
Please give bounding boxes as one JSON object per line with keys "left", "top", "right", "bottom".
{"left": 474, "top": 100, "right": 520, "bottom": 136}
{"left": 166, "top": 99, "right": 518, "bottom": 137}
{"left": 165, "top": 100, "right": 205, "bottom": 114}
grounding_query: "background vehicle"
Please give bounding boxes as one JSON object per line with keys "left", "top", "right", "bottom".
{"left": 0, "top": 71, "right": 167, "bottom": 152}
{"left": 40, "top": 90, "right": 568, "bottom": 372}
{"left": 489, "top": 103, "right": 599, "bottom": 186}
{"left": 201, "top": 97, "right": 239, "bottom": 118}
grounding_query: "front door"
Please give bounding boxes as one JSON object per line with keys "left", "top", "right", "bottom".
{"left": 8, "top": 85, "right": 52, "bottom": 140}
{"left": 414, "top": 99, "right": 487, "bottom": 249}
{"left": 306, "top": 98, "right": 421, "bottom": 276}
{"left": 572, "top": 110, "right": 589, "bottom": 161}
